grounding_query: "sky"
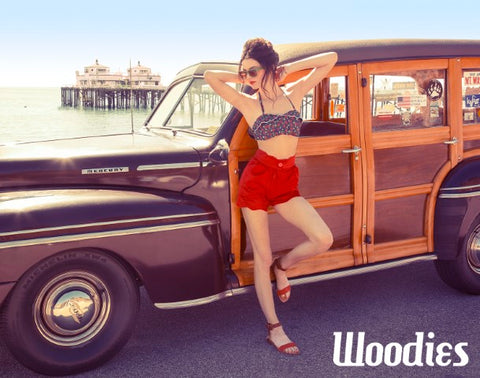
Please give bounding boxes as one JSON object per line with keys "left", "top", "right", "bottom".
{"left": 1, "top": 0, "right": 478, "bottom": 87}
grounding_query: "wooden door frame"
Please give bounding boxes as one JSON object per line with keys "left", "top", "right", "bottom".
{"left": 228, "top": 65, "right": 365, "bottom": 286}
{"left": 360, "top": 59, "right": 460, "bottom": 263}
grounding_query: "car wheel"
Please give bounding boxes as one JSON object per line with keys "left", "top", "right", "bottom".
{"left": 1, "top": 249, "right": 139, "bottom": 376}
{"left": 436, "top": 216, "right": 480, "bottom": 294}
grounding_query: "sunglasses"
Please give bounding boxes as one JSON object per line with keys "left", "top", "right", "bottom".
{"left": 239, "top": 66, "right": 264, "bottom": 79}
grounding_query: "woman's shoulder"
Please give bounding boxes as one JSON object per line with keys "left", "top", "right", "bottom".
{"left": 239, "top": 94, "right": 262, "bottom": 119}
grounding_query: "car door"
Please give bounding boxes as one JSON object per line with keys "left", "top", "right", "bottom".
{"left": 229, "top": 65, "right": 365, "bottom": 285}
{"left": 359, "top": 59, "right": 456, "bottom": 263}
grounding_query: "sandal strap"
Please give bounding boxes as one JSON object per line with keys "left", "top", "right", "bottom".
{"left": 277, "top": 285, "right": 291, "bottom": 296}
{"left": 266, "top": 322, "right": 282, "bottom": 331}
{"left": 278, "top": 342, "right": 298, "bottom": 353}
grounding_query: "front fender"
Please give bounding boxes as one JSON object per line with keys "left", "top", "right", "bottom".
{"left": 0, "top": 188, "right": 216, "bottom": 243}
{"left": 0, "top": 188, "right": 228, "bottom": 305}
{"left": 435, "top": 157, "right": 480, "bottom": 259}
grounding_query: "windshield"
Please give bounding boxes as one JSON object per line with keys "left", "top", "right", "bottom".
{"left": 146, "top": 78, "right": 236, "bottom": 135}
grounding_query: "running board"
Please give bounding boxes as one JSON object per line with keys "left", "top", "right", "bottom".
{"left": 154, "top": 254, "right": 437, "bottom": 309}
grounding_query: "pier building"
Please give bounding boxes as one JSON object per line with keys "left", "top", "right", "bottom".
{"left": 61, "top": 60, "right": 165, "bottom": 109}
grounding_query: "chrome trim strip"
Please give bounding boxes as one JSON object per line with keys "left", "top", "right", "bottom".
{"left": 137, "top": 163, "right": 199, "bottom": 171}
{"left": 439, "top": 191, "right": 480, "bottom": 199}
{"left": 154, "top": 254, "right": 437, "bottom": 309}
{"left": 0, "top": 213, "right": 215, "bottom": 238}
{"left": 285, "top": 254, "right": 437, "bottom": 287}
{"left": 0, "top": 220, "right": 218, "bottom": 250}
{"left": 441, "top": 184, "right": 480, "bottom": 192}
{"left": 154, "top": 290, "right": 235, "bottom": 309}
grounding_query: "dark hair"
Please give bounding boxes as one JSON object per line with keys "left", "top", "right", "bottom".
{"left": 239, "top": 38, "right": 279, "bottom": 97}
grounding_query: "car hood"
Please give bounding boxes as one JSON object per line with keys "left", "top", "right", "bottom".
{"left": 0, "top": 131, "right": 207, "bottom": 193}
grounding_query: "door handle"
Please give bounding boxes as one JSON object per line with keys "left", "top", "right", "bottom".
{"left": 342, "top": 146, "right": 362, "bottom": 160}
{"left": 443, "top": 137, "right": 458, "bottom": 145}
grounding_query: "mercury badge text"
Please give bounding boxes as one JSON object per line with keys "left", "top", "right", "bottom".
{"left": 81, "top": 167, "right": 129, "bottom": 175}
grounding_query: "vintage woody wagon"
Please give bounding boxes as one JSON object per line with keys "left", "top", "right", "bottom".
{"left": 2, "top": 39, "right": 480, "bottom": 374}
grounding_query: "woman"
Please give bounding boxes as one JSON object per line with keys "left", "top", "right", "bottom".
{"left": 205, "top": 38, "right": 337, "bottom": 355}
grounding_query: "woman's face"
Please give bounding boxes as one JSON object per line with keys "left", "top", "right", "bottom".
{"left": 239, "top": 58, "right": 265, "bottom": 90}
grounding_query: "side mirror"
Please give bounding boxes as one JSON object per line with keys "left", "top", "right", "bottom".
{"left": 208, "top": 139, "right": 229, "bottom": 165}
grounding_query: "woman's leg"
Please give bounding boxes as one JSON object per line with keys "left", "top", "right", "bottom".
{"left": 272, "top": 197, "right": 333, "bottom": 290}
{"left": 242, "top": 207, "right": 299, "bottom": 354}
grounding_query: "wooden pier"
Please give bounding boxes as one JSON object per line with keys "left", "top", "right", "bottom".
{"left": 61, "top": 87, "right": 165, "bottom": 110}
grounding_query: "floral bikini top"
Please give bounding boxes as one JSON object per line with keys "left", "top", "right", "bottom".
{"left": 248, "top": 91, "right": 302, "bottom": 141}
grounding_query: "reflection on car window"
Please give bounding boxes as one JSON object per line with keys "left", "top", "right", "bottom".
{"left": 463, "top": 70, "right": 480, "bottom": 125}
{"left": 371, "top": 69, "right": 446, "bottom": 132}
{"left": 147, "top": 78, "right": 237, "bottom": 135}
{"left": 147, "top": 80, "right": 189, "bottom": 128}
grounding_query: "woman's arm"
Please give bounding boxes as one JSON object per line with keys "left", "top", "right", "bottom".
{"left": 204, "top": 70, "right": 247, "bottom": 110}
{"left": 280, "top": 52, "right": 338, "bottom": 99}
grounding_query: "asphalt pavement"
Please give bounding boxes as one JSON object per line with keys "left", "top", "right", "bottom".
{"left": 1, "top": 259, "right": 479, "bottom": 377}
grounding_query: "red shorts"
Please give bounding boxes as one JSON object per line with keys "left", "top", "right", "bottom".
{"left": 237, "top": 149, "right": 300, "bottom": 211}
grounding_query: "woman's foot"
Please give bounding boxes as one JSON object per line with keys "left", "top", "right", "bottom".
{"left": 266, "top": 322, "right": 300, "bottom": 355}
{"left": 272, "top": 257, "right": 291, "bottom": 302}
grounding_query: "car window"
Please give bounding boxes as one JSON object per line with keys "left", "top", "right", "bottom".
{"left": 148, "top": 78, "right": 237, "bottom": 135}
{"left": 147, "top": 79, "right": 190, "bottom": 128}
{"left": 298, "top": 76, "right": 348, "bottom": 137}
{"left": 463, "top": 70, "right": 480, "bottom": 125}
{"left": 300, "top": 88, "right": 314, "bottom": 120}
{"left": 328, "top": 76, "right": 347, "bottom": 121}
{"left": 370, "top": 69, "right": 446, "bottom": 132}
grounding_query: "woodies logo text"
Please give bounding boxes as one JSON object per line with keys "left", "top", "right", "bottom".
{"left": 333, "top": 332, "right": 469, "bottom": 367}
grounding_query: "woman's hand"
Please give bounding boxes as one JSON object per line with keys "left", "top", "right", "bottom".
{"left": 275, "top": 66, "right": 288, "bottom": 82}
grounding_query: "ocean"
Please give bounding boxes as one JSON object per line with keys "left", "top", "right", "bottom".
{"left": 0, "top": 87, "right": 152, "bottom": 145}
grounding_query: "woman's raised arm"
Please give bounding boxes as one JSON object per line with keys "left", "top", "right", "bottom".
{"left": 204, "top": 70, "right": 247, "bottom": 110}
{"left": 280, "top": 52, "right": 338, "bottom": 99}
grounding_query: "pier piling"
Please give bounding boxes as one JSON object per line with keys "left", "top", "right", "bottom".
{"left": 60, "top": 87, "right": 164, "bottom": 110}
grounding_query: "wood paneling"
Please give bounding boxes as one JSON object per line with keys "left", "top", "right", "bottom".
{"left": 464, "top": 125, "right": 480, "bottom": 152}
{"left": 464, "top": 140, "right": 480, "bottom": 151}
{"left": 372, "top": 127, "right": 450, "bottom": 149}
{"left": 297, "top": 154, "right": 351, "bottom": 198}
{"left": 297, "top": 135, "right": 351, "bottom": 156}
{"left": 369, "top": 237, "right": 428, "bottom": 263}
{"left": 464, "top": 125, "right": 480, "bottom": 141}
{"left": 374, "top": 144, "right": 449, "bottom": 191}
{"left": 374, "top": 195, "right": 427, "bottom": 244}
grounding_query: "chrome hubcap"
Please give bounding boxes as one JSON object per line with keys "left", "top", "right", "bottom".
{"left": 34, "top": 271, "right": 111, "bottom": 346}
{"left": 466, "top": 225, "right": 480, "bottom": 274}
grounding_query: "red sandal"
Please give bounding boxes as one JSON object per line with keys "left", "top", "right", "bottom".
{"left": 266, "top": 322, "right": 300, "bottom": 355}
{"left": 272, "top": 258, "right": 291, "bottom": 303}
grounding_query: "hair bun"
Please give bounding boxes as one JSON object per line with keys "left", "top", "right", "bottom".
{"left": 241, "top": 38, "right": 279, "bottom": 67}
